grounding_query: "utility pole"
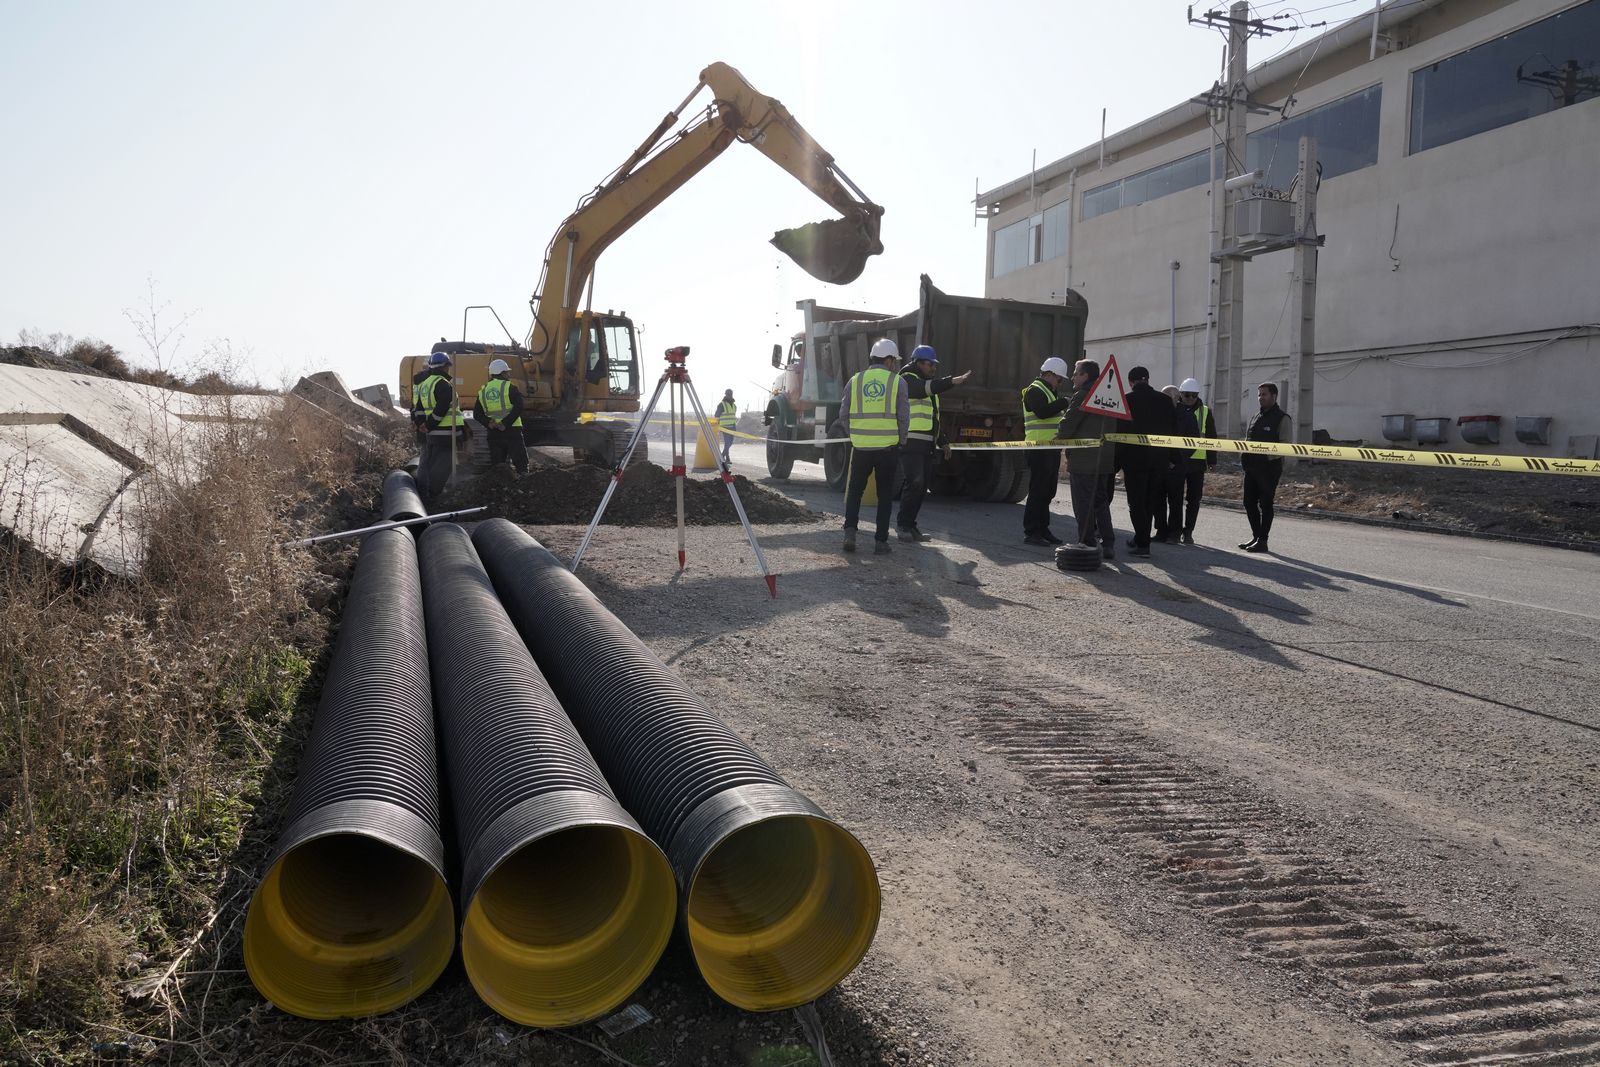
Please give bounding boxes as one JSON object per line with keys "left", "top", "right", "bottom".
{"left": 1286, "top": 136, "right": 1319, "bottom": 444}
{"left": 1192, "top": 1, "right": 1287, "bottom": 437}
{"left": 1215, "top": 1, "right": 1249, "bottom": 439}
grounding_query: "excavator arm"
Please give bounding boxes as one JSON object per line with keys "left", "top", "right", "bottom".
{"left": 526, "top": 61, "right": 884, "bottom": 367}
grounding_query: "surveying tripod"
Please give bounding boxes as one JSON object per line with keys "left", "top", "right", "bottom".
{"left": 571, "top": 345, "right": 777, "bottom": 597}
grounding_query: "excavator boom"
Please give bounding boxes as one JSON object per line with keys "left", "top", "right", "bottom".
{"left": 402, "top": 60, "right": 882, "bottom": 465}
{"left": 528, "top": 61, "right": 883, "bottom": 368}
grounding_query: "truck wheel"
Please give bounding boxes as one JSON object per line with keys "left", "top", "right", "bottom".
{"left": 966, "top": 453, "right": 1021, "bottom": 502}
{"left": 766, "top": 424, "right": 795, "bottom": 480}
{"left": 823, "top": 442, "right": 851, "bottom": 491}
{"left": 1002, "top": 465, "right": 1030, "bottom": 503}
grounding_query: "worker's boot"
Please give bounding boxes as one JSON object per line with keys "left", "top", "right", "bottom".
{"left": 842, "top": 528, "right": 857, "bottom": 553}
{"left": 873, "top": 540, "right": 892, "bottom": 555}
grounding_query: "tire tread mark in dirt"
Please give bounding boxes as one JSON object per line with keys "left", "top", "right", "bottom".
{"left": 959, "top": 667, "right": 1600, "bottom": 1065}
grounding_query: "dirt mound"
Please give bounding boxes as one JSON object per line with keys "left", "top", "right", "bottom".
{"left": 439, "top": 461, "right": 817, "bottom": 527}
{"left": 1206, "top": 457, "right": 1600, "bottom": 546}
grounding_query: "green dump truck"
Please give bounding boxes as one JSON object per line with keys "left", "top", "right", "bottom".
{"left": 764, "top": 274, "right": 1088, "bottom": 500}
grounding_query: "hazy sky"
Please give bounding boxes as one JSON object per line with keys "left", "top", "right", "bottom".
{"left": 2, "top": 1, "right": 1357, "bottom": 405}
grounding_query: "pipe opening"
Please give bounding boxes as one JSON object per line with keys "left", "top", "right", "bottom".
{"left": 244, "top": 833, "right": 453, "bottom": 1019}
{"left": 462, "top": 824, "right": 676, "bottom": 1028}
{"left": 686, "top": 815, "right": 880, "bottom": 1011}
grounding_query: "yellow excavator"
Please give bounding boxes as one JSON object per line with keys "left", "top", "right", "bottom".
{"left": 399, "top": 61, "right": 884, "bottom": 466}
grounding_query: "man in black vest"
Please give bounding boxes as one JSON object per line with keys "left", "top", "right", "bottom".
{"left": 1241, "top": 381, "right": 1292, "bottom": 553}
{"left": 895, "top": 345, "right": 970, "bottom": 542}
{"left": 1117, "top": 366, "right": 1177, "bottom": 557}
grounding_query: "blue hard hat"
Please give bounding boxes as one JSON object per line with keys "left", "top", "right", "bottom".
{"left": 428, "top": 351, "right": 452, "bottom": 367}
{"left": 911, "top": 344, "right": 937, "bottom": 364}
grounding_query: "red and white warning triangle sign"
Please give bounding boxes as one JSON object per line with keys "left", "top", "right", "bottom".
{"left": 1084, "top": 354, "right": 1132, "bottom": 420}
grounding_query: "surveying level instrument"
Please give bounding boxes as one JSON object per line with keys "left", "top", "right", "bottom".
{"left": 572, "top": 346, "right": 777, "bottom": 597}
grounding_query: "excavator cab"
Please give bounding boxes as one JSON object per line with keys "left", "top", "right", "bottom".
{"left": 564, "top": 311, "right": 641, "bottom": 409}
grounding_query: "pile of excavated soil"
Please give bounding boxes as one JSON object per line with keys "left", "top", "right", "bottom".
{"left": 439, "top": 461, "right": 817, "bottom": 527}
{"left": 1204, "top": 456, "right": 1600, "bottom": 545}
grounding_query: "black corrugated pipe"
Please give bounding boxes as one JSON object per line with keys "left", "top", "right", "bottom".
{"left": 382, "top": 469, "right": 426, "bottom": 522}
{"left": 244, "top": 528, "right": 454, "bottom": 1019}
{"left": 416, "top": 523, "right": 676, "bottom": 1027}
{"left": 471, "top": 518, "right": 880, "bottom": 1012}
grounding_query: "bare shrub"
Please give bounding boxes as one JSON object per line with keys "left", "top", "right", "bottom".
{"left": 0, "top": 383, "right": 410, "bottom": 1060}
{"left": 66, "top": 339, "right": 132, "bottom": 378}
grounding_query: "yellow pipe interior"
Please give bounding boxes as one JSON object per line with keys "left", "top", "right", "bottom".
{"left": 461, "top": 823, "right": 676, "bottom": 1028}
{"left": 243, "top": 833, "right": 455, "bottom": 1019}
{"left": 686, "top": 814, "right": 880, "bottom": 1011}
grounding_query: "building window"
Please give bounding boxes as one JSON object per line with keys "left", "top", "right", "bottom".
{"left": 1410, "top": 0, "right": 1600, "bottom": 154}
{"left": 1081, "top": 146, "right": 1212, "bottom": 221}
{"left": 1041, "top": 200, "right": 1069, "bottom": 262}
{"left": 1249, "top": 83, "right": 1382, "bottom": 188}
{"left": 992, "top": 217, "right": 1030, "bottom": 278}
{"left": 1081, "top": 182, "right": 1121, "bottom": 220}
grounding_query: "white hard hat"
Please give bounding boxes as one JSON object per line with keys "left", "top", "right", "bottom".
{"left": 1179, "top": 377, "right": 1202, "bottom": 393}
{"left": 869, "top": 338, "right": 899, "bottom": 361}
{"left": 488, "top": 358, "right": 511, "bottom": 375}
{"left": 1039, "top": 356, "right": 1071, "bottom": 377}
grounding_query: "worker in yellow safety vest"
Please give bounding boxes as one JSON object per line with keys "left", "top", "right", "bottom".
{"left": 475, "top": 358, "right": 528, "bottom": 474}
{"left": 715, "top": 389, "right": 739, "bottom": 465}
{"left": 1170, "top": 377, "right": 1216, "bottom": 545}
{"left": 412, "top": 350, "right": 466, "bottom": 504}
{"left": 837, "top": 337, "right": 908, "bottom": 554}
{"left": 1020, "top": 356, "right": 1075, "bottom": 546}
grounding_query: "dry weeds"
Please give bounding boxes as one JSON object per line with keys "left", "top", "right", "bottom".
{"left": 0, "top": 391, "right": 408, "bottom": 1064}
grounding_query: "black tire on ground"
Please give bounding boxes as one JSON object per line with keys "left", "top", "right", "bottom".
{"left": 766, "top": 424, "right": 795, "bottom": 480}
{"left": 1055, "top": 544, "right": 1102, "bottom": 572}
{"left": 823, "top": 442, "right": 851, "bottom": 491}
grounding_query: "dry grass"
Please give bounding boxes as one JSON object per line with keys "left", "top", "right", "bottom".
{"left": 0, "top": 392, "right": 408, "bottom": 1064}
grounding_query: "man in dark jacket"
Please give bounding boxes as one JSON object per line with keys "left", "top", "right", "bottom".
{"left": 1241, "top": 381, "right": 1291, "bottom": 553}
{"left": 896, "top": 345, "right": 970, "bottom": 542}
{"left": 1059, "top": 359, "right": 1117, "bottom": 556}
{"left": 1116, "top": 366, "right": 1176, "bottom": 557}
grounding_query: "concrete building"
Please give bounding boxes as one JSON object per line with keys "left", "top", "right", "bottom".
{"left": 978, "top": 0, "right": 1599, "bottom": 455}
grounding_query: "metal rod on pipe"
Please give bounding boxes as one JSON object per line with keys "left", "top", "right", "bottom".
{"left": 284, "top": 507, "right": 487, "bottom": 548}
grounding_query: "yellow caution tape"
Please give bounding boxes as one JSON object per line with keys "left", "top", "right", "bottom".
{"left": 572, "top": 413, "right": 1596, "bottom": 475}
{"left": 1103, "top": 432, "right": 1600, "bottom": 478}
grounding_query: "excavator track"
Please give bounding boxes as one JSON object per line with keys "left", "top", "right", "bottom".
{"left": 958, "top": 668, "right": 1600, "bottom": 1066}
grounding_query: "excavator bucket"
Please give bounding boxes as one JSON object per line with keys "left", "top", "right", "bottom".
{"left": 771, "top": 215, "right": 884, "bottom": 286}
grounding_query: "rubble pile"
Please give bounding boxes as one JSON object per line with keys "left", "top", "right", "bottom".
{"left": 440, "top": 461, "right": 817, "bottom": 527}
